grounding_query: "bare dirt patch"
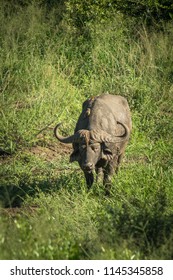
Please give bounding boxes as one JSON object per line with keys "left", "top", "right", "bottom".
{"left": 0, "top": 143, "right": 72, "bottom": 164}
{"left": 29, "top": 143, "right": 72, "bottom": 162}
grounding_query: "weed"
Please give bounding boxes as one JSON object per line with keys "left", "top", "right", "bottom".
{"left": 0, "top": 1, "right": 173, "bottom": 260}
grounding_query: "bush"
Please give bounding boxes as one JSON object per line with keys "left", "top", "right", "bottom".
{"left": 0, "top": 0, "right": 173, "bottom": 260}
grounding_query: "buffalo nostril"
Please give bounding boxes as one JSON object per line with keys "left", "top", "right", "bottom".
{"left": 83, "top": 162, "right": 93, "bottom": 171}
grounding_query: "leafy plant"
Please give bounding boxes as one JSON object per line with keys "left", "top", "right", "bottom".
{"left": 0, "top": 0, "right": 173, "bottom": 260}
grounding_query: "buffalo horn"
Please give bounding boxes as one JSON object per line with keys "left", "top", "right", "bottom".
{"left": 112, "top": 122, "right": 130, "bottom": 143}
{"left": 96, "top": 122, "right": 130, "bottom": 143}
{"left": 54, "top": 123, "right": 76, "bottom": 144}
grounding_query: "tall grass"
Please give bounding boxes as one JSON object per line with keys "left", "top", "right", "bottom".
{"left": 0, "top": 1, "right": 173, "bottom": 259}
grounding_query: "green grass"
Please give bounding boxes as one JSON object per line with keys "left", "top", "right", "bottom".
{"left": 0, "top": 1, "right": 173, "bottom": 260}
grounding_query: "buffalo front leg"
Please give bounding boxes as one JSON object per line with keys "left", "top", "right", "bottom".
{"left": 95, "top": 167, "right": 103, "bottom": 184}
{"left": 84, "top": 171, "right": 94, "bottom": 189}
{"left": 116, "top": 153, "right": 124, "bottom": 174}
{"left": 103, "top": 160, "right": 117, "bottom": 195}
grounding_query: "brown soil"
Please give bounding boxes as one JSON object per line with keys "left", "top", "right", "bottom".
{"left": 28, "top": 142, "right": 72, "bottom": 162}
{"left": 0, "top": 142, "right": 72, "bottom": 164}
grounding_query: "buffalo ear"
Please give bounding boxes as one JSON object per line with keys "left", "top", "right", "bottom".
{"left": 102, "top": 144, "right": 113, "bottom": 160}
{"left": 70, "top": 150, "right": 79, "bottom": 162}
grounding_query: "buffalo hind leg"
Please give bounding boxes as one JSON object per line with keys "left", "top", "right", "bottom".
{"left": 84, "top": 171, "right": 94, "bottom": 189}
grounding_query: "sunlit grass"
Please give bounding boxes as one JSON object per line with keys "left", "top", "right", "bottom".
{"left": 0, "top": 2, "right": 173, "bottom": 260}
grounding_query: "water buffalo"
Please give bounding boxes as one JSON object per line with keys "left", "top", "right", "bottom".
{"left": 54, "top": 94, "right": 132, "bottom": 193}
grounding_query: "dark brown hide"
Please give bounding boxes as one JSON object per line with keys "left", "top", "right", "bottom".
{"left": 54, "top": 94, "right": 132, "bottom": 194}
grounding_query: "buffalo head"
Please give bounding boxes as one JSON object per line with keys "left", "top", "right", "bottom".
{"left": 54, "top": 122, "right": 129, "bottom": 172}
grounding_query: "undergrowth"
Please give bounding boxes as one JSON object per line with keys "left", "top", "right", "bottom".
{"left": 0, "top": 1, "right": 173, "bottom": 260}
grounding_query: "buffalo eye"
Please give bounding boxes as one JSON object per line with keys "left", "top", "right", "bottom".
{"left": 79, "top": 144, "right": 86, "bottom": 154}
{"left": 91, "top": 145, "right": 99, "bottom": 152}
{"left": 81, "top": 144, "right": 86, "bottom": 150}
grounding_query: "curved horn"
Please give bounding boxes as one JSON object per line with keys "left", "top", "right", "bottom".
{"left": 54, "top": 123, "right": 75, "bottom": 144}
{"left": 90, "top": 122, "right": 130, "bottom": 143}
{"left": 112, "top": 121, "right": 130, "bottom": 143}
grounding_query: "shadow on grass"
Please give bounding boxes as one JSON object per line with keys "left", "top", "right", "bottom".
{"left": 0, "top": 171, "right": 83, "bottom": 208}
{"left": 102, "top": 189, "right": 173, "bottom": 258}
